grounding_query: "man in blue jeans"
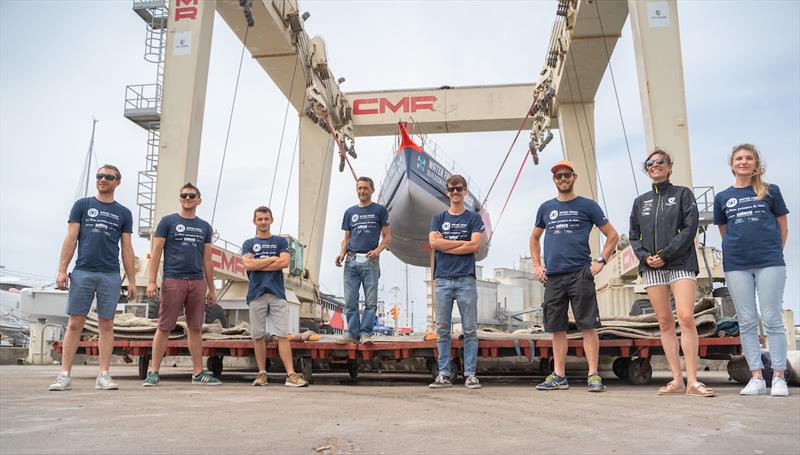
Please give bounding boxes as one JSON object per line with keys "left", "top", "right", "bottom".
{"left": 335, "top": 176, "right": 391, "bottom": 345}
{"left": 428, "top": 174, "right": 485, "bottom": 389}
{"left": 51, "top": 164, "right": 137, "bottom": 391}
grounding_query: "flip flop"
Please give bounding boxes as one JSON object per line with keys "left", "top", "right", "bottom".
{"left": 686, "top": 382, "right": 716, "bottom": 397}
{"left": 658, "top": 380, "right": 686, "bottom": 395}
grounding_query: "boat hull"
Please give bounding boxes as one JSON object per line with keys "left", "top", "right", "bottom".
{"left": 379, "top": 148, "right": 491, "bottom": 267}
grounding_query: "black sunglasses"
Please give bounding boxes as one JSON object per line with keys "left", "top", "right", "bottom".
{"left": 447, "top": 186, "right": 465, "bottom": 193}
{"left": 180, "top": 193, "right": 198, "bottom": 199}
{"left": 96, "top": 173, "right": 118, "bottom": 182}
{"left": 645, "top": 158, "right": 667, "bottom": 168}
{"left": 553, "top": 171, "right": 574, "bottom": 180}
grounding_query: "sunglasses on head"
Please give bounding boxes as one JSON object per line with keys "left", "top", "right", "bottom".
{"left": 447, "top": 186, "right": 465, "bottom": 193}
{"left": 96, "top": 173, "right": 117, "bottom": 182}
{"left": 645, "top": 158, "right": 667, "bottom": 168}
{"left": 553, "top": 171, "right": 574, "bottom": 180}
{"left": 180, "top": 193, "right": 198, "bottom": 199}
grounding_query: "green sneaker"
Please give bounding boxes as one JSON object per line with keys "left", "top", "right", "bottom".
{"left": 142, "top": 371, "right": 160, "bottom": 387}
{"left": 587, "top": 373, "right": 606, "bottom": 392}
{"left": 192, "top": 370, "right": 222, "bottom": 386}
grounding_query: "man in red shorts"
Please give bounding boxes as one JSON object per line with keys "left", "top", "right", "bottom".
{"left": 143, "top": 183, "right": 220, "bottom": 386}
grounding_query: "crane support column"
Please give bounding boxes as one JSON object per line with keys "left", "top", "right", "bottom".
{"left": 298, "top": 113, "right": 335, "bottom": 284}
{"left": 153, "top": 0, "right": 215, "bottom": 224}
{"left": 557, "top": 101, "right": 601, "bottom": 258}
{"left": 628, "top": 0, "right": 693, "bottom": 187}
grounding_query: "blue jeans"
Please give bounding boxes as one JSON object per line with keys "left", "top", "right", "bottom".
{"left": 725, "top": 266, "right": 787, "bottom": 372}
{"left": 343, "top": 256, "right": 380, "bottom": 339}
{"left": 434, "top": 276, "right": 478, "bottom": 377}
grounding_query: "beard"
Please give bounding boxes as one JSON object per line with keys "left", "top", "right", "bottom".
{"left": 557, "top": 182, "right": 574, "bottom": 194}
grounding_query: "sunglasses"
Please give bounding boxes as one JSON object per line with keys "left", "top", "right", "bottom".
{"left": 553, "top": 171, "right": 574, "bottom": 180}
{"left": 645, "top": 158, "right": 667, "bottom": 168}
{"left": 96, "top": 173, "right": 118, "bottom": 182}
{"left": 447, "top": 186, "right": 465, "bottom": 193}
{"left": 180, "top": 193, "right": 198, "bottom": 199}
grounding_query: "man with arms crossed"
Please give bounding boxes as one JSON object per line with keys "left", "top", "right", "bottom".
{"left": 143, "top": 183, "right": 220, "bottom": 385}
{"left": 51, "top": 164, "right": 136, "bottom": 391}
{"left": 335, "top": 176, "right": 391, "bottom": 344}
{"left": 530, "top": 160, "right": 619, "bottom": 392}
{"left": 428, "top": 175, "right": 484, "bottom": 389}
{"left": 242, "top": 206, "right": 308, "bottom": 387}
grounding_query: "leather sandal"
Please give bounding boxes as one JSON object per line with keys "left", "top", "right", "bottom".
{"left": 686, "top": 382, "right": 716, "bottom": 397}
{"left": 658, "top": 380, "right": 686, "bottom": 395}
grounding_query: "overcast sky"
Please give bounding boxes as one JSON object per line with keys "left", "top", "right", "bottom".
{"left": 1, "top": 1, "right": 798, "bottom": 328}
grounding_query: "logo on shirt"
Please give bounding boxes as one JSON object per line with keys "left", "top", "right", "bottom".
{"left": 87, "top": 208, "right": 98, "bottom": 218}
{"left": 549, "top": 210, "right": 559, "bottom": 220}
{"left": 351, "top": 214, "right": 359, "bottom": 223}
{"left": 726, "top": 197, "right": 738, "bottom": 208}
{"left": 442, "top": 222, "right": 451, "bottom": 231}
{"left": 666, "top": 197, "right": 676, "bottom": 206}
{"left": 175, "top": 224, "right": 186, "bottom": 233}
{"left": 252, "top": 243, "right": 262, "bottom": 252}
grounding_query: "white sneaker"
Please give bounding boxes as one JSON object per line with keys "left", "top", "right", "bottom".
{"left": 48, "top": 372, "right": 71, "bottom": 391}
{"left": 95, "top": 373, "right": 119, "bottom": 390}
{"left": 740, "top": 376, "right": 767, "bottom": 395}
{"left": 770, "top": 376, "right": 789, "bottom": 397}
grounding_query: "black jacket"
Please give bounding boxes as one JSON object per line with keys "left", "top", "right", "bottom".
{"left": 629, "top": 181, "right": 699, "bottom": 272}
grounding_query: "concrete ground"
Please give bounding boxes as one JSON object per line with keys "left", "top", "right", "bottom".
{"left": 1, "top": 365, "right": 798, "bottom": 455}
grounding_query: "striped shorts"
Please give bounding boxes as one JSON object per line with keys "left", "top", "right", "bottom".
{"left": 642, "top": 269, "right": 696, "bottom": 288}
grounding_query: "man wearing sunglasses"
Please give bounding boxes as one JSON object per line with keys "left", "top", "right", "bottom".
{"left": 530, "top": 160, "right": 619, "bottom": 393}
{"left": 334, "top": 176, "right": 391, "bottom": 345}
{"left": 428, "top": 175, "right": 485, "bottom": 389}
{"left": 50, "top": 165, "right": 136, "bottom": 391}
{"left": 142, "top": 183, "right": 220, "bottom": 386}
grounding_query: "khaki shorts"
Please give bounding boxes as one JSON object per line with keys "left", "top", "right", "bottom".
{"left": 249, "top": 293, "right": 288, "bottom": 339}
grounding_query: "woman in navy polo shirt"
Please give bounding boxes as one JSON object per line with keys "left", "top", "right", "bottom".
{"left": 714, "top": 144, "right": 790, "bottom": 397}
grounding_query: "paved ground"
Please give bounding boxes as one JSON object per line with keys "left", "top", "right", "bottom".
{"left": 1, "top": 365, "right": 798, "bottom": 455}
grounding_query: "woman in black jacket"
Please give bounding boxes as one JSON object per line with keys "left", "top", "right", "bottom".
{"left": 629, "top": 148, "right": 714, "bottom": 397}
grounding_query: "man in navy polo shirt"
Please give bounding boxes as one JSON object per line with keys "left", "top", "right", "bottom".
{"left": 428, "top": 174, "right": 485, "bottom": 389}
{"left": 335, "top": 176, "right": 391, "bottom": 345}
{"left": 143, "top": 183, "right": 220, "bottom": 386}
{"left": 51, "top": 164, "right": 137, "bottom": 391}
{"left": 242, "top": 206, "right": 308, "bottom": 387}
{"left": 530, "top": 160, "right": 619, "bottom": 393}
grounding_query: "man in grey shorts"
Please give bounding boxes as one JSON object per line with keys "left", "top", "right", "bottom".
{"left": 51, "top": 164, "right": 137, "bottom": 391}
{"left": 241, "top": 206, "right": 308, "bottom": 387}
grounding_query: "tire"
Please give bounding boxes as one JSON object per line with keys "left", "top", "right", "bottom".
{"left": 348, "top": 360, "right": 359, "bottom": 379}
{"left": 138, "top": 355, "right": 150, "bottom": 380}
{"left": 204, "top": 303, "right": 228, "bottom": 328}
{"left": 300, "top": 357, "right": 313, "bottom": 384}
{"left": 612, "top": 357, "right": 631, "bottom": 379}
{"left": 727, "top": 355, "right": 750, "bottom": 384}
{"left": 539, "top": 357, "right": 554, "bottom": 375}
{"left": 426, "top": 357, "right": 439, "bottom": 380}
{"left": 627, "top": 357, "right": 652, "bottom": 385}
{"left": 206, "top": 355, "right": 223, "bottom": 377}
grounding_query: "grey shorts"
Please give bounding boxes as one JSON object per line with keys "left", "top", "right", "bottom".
{"left": 249, "top": 293, "right": 288, "bottom": 339}
{"left": 642, "top": 269, "right": 697, "bottom": 288}
{"left": 66, "top": 269, "right": 121, "bottom": 320}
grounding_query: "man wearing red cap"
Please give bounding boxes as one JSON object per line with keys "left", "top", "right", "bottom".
{"left": 530, "top": 160, "right": 619, "bottom": 392}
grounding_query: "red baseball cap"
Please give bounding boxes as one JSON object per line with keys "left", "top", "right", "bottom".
{"left": 550, "top": 159, "right": 575, "bottom": 174}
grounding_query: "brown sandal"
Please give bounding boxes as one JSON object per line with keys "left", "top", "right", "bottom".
{"left": 658, "top": 380, "right": 686, "bottom": 395}
{"left": 686, "top": 382, "right": 716, "bottom": 397}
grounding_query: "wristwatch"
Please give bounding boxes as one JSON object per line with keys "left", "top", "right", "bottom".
{"left": 594, "top": 256, "right": 607, "bottom": 265}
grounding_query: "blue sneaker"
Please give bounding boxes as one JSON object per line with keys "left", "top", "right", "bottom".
{"left": 587, "top": 374, "right": 606, "bottom": 392}
{"left": 536, "top": 373, "right": 569, "bottom": 390}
